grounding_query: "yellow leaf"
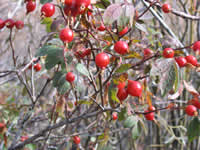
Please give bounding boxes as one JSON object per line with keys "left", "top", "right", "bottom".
{"left": 125, "top": 51, "right": 142, "bottom": 59}
{"left": 112, "top": 73, "right": 128, "bottom": 84}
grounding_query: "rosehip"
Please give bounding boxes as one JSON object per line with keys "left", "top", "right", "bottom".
{"left": 163, "top": 48, "right": 174, "bottom": 58}
{"left": 119, "top": 26, "right": 128, "bottom": 36}
{"left": 97, "top": 23, "right": 106, "bottom": 31}
{"left": 117, "top": 88, "right": 128, "bottom": 102}
{"left": 144, "top": 110, "right": 154, "bottom": 121}
{"left": 26, "top": 1, "right": 36, "bottom": 14}
{"left": 192, "top": 41, "right": 200, "bottom": 51}
{"left": 175, "top": 57, "right": 187, "bottom": 67}
{"left": 188, "top": 99, "right": 200, "bottom": 109}
{"left": 185, "top": 105, "right": 197, "bottom": 116}
{"left": 185, "top": 55, "right": 197, "bottom": 66}
{"left": 95, "top": 52, "right": 110, "bottom": 69}
{"left": 143, "top": 48, "right": 153, "bottom": 57}
{"left": 117, "top": 82, "right": 126, "bottom": 89}
{"left": 5, "top": 19, "right": 15, "bottom": 29}
{"left": 73, "top": 136, "right": 80, "bottom": 144}
{"left": 59, "top": 28, "right": 73, "bottom": 42}
{"left": 148, "top": 106, "right": 156, "bottom": 111}
{"left": 65, "top": 72, "right": 75, "bottom": 83}
{"left": 112, "top": 113, "right": 118, "bottom": 120}
{"left": 0, "top": 19, "right": 5, "bottom": 29}
{"left": 34, "top": 63, "right": 42, "bottom": 72}
{"left": 127, "top": 80, "right": 142, "bottom": 97}
{"left": 15, "top": 20, "right": 24, "bottom": 29}
{"left": 114, "top": 41, "right": 129, "bottom": 55}
{"left": 65, "top": 0, "right": 73, "bottom": 6}
{"left": 41, "top": 3, "right": 55, "bottom": 17}
{"left": 162, "top": 3, "right": 172, "bottom": 13}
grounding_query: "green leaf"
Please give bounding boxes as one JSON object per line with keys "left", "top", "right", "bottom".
{"left": 41, "top": 17, "right": 53, "bottom": 24}
{"left": 116, "top": 64, "right": 131, "bottom": 73}
{"left": 124, "top": 116, "right": 138, "bottom": 128}
{"left": 108, "top": 83, "right": 120, "bottom": 103}
{"left": 40, "top": 0, "right": 53, "bottom": 4}
{"left": 53, "top": 71, "right": 64, "bottom": 87}
{"left": 76, "top": 63, "right": 89, "bottom": 77}
{"left": 187, "top": 117, "right": 200, "bottom": 142}
{"left": 131, "top": 123, "right": 141, "bottom": 140}
{"left": 118, "top": 107, "right": 127, "bottom": 121}
{"left": 25, "top": 144, "right": 36, "bottom": 150}
{"left": 45, "top": 50, "right": 63, "bottom": 70}
{"left": 36, "top": 45, "right": 63, "bottom": 57}
{"left": 95, "top": 0, "right": 111, "bottom": 9}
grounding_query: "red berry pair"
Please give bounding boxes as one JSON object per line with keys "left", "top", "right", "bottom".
{"left": 0, "top": 19, "right": 24, "bottom": 30}
{"left": 175, "top": 55, "right": 197, "bottom": 67}
{"left": 144, "top": 106, "right": 155, "bottom": 121}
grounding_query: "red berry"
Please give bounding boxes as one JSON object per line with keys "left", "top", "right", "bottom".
{"left": 0, "top": 19, "right": 5, "bottom": 29}
{"left": 175, "top": 57, "right": 187, "bottom": 67}
{"left": 193, "top": 41, "right": 200, "bottom": 51}
{"left": 65, "top": 72, "right": 75, "bottom": 83}
{"left": 64, "top": 0, "right": 73, "bottom": 6}
{"left": 117, "top": 82, "right": 126, "bottom": 89}
{"left": 127, "top": 80, "right": 142, "bottom": 97}
{"left": 114, "top": 41, "right": 129, "bottom": 55}
{"left": 5, "top": 19, "right": 15, "bottom": 29}
{"left": 95, "top": 52, "right": 110, "bottom": 69}
{"left": 185, "top": 105, "right": 197, "bottom": 116}
{"left": 144, "top": 110, "right": 154, "bottom": 121}
{"left": 20, "top": 136, "right": 28, "bottom": 142}
{"left": 185, "top": 55, "right": 197, "bottom": 66}
{"left": 26, "top": 1, "right": 36, "bottom": 14}
{"left": 112, "top": 113, "right": 118, "bottom": 120}
{"left": 143, "top": 48, "right": 153, "bottom": 57}
{"left": 162, "top": 3, "right": 172, "bottom": 13}
{"left": 163, "top": 48, "right": 174, "bottom": 58}
{"left": 34, "top": 63, "right": 42, "bottom": 72}
{"left": 87, "top": 5, "right": 93, "bottom": 16}
{"left": 188, "top": 99, "right": 200, "bottom": 109}
{"left": 97, "top": 23, "right": 106, "bottom": 31}
{"left": 75, "top": 0, "right": 91, "bottom": 8}
{"left": 73, "top": 136, "right": 80, "bottom": 144}
{"left": 59, "top": 28, "right": 73, "bottom": 42}
{"left": 119, "top": 26, "right": 128, "bottom": 36}
{"left": 15, "top": 20, "right": 24, "bottom": 29}
{"left": 148, "top": 106, "right": 156, "bottom": 111}
{"left": 0, "top": 123, "right": 5, "bottom": 128}
{"left": 41, "top": 3, "right": 55, "bottom": 17}
{"left": 117, "top": 88, "right": 128, "bottom": 102}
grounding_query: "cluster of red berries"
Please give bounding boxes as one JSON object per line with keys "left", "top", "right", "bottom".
{"left": 162, "top": 45, "right": 199, "bottom": 67}
{"left": 144, "top": 106, "right": 156, "bottom": 121}
{"left": 75, "top": 48, "right": 91, "bottom": 59}
{"left": 0, "top": 18, "right": 24, "bottom": 30}
{"left": 64, "top": 0, "right": 91, "bottom": 17}
{"left": 28, "top": 59, "right": 42, "bottom": 72}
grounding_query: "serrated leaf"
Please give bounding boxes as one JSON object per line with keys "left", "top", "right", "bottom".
{"left": 76, "top": 63, "right": 89, "bottom": 77}
{"left": 36, "top": 45, "right": 63, "bottom": 57}
{"left": 187, "top": 117, "right": 200, "bottom": 142}
{"left": 40, "top": 0, "right": 53, "bottom": 4}
{"left": 124, "top": 116, "right": 138, "bottom": 128}
{"left": 131, "top": 123, "right": 141, "bottom": 140}
{"left": 53, "top": 71, "right": 65, "bottom": 87}
{"left": 45, "top": 52, "right": 63, "bottom": 70}
{"left": 115, "top": 64, "right": 131, "bottom": 73}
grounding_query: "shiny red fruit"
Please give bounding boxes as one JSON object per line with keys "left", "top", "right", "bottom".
{"left": 185, "top": 105, "right": 197, "bottom": 116}
{"left": 143, "top": 48, "right": 153, "bottom": 57}
{"left": 73, "top": 136, "right": 81, "bottom": 144}
{"left": 117, "top": 88, "right": 128, "bottom": 102}
{"left": 162, "top": 3, "right": 172, "bottom": 13}
{"left": 185, "top": 55, "right": 197, "bottom": 66}
{"left": 59, "top": 28, "right": 73, "bottom": 42}
{"left": 5, "top": 19, "right": 15, "bottom": 29}
{"left": 114, "top": 41, "right": 129, "bottom": 55}
{"left": 175, "top": 57, "right": 187, "bottom": 67}
{"left": 0, "top": 19, "right": 5, "bottom": 29}
{"left": 95, "top": 52, "right": 110, "bottom": 69}
{"left": 75, "top": 0, "right": 91, "bottom": 8}
{"left": 34, "top": 63, "right": 42, "bottom": 72}
{"left": 64, "top": 0, "right": 73, "bottom": 6}
{"left": 119, "top": 26, "right": 128, "bottom": 36}
{"left": 97, "top": 23, "right": 106, "bottom": 31}
{"left": 144, "top": 110, "right": 154, "bottom": 121}
{"left": 188, "top": 99, "right": 200, "bottom": 109}
{"left": 15, "top": 20, "right": 24, "bottom": 29}
{"left": 127, "top": 80, "right": 142, "bottom": 97}
{"left": 193, "top": 41, "right": 200, "bottom": 51}
{"left": 41, "top": 3, "right": 55, "bottom": 17}
{"left": 65, "top": 72, "right": 75, "bottom": 83}
{"left": 117, "top": 82, "right": 126, "bottom": 89}
{"left": 26, "top": 1, "right": 36, "bottom": 14}
{"left": 148, "top": 106, "right": 156, "bottom": 111}
{"left": 163, "top": 48, "right": 174, "bottom": 58}
{"left": 112, "top": 113, "right": 118, "bottom": 120}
